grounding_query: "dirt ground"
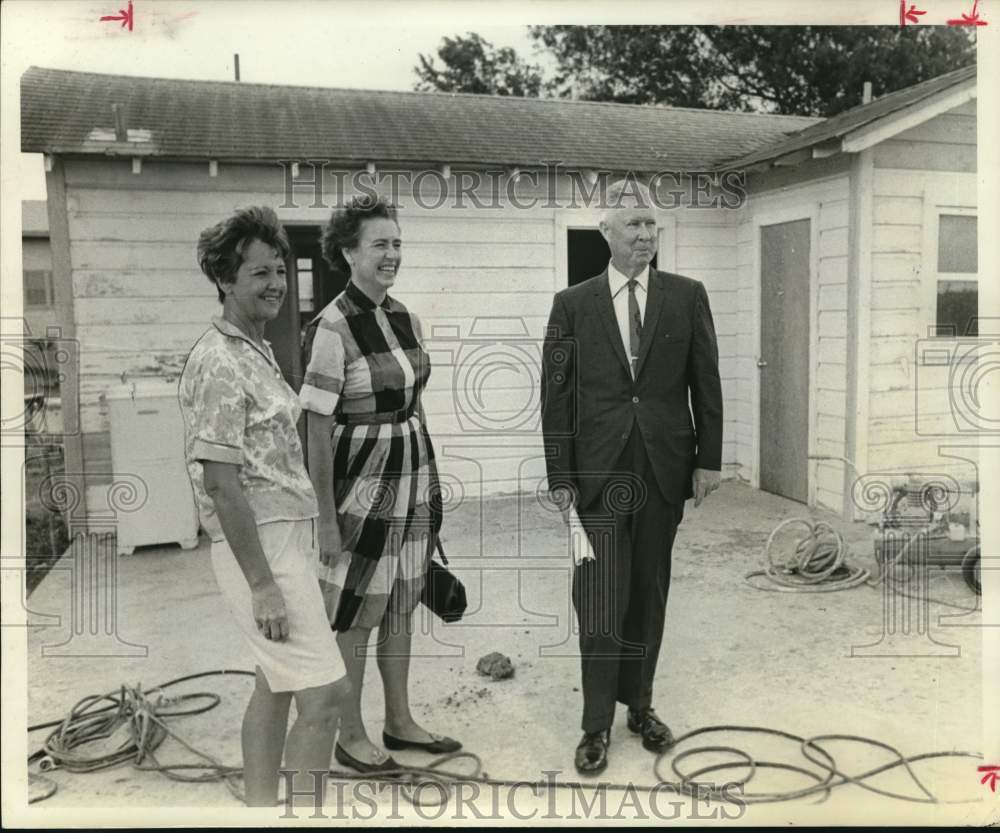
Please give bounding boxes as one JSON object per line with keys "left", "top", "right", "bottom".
{"left": 22, "top": 482, "right": 991, "bottom": 824}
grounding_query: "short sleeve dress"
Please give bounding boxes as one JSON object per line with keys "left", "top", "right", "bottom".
{"left": 299, "top": 281, "right": 441, "bottom": 631}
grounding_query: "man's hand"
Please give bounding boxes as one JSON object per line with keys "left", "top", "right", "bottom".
{"left": 692, "top": 468, "right": 721, "bottom": 508}
{"left": 251, "top": 580, "right": 288, "bottom": 641}
{"left": 318, "top": 518, "right": 343, "bottom": 567}
{"left": 550, "top": 484, "right": 577, "bottom": 525}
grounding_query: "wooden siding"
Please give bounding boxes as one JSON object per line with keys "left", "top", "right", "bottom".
{"left": 873, "top": 108, "right": 977, "bottom": 173}
{"left": 744, "top": 154, "right": 852, "bottom": 194}
{"left": 63, "top": 159, "right": 741, "bottom": 495}
{"left": 867, "top": 103, "right": 978, "bottom": 481}
{"left": 674, "top": 214, "right": 740, "bottom": 474}
{"left": 43, "top": 159, "right": 86, "bottom": 517}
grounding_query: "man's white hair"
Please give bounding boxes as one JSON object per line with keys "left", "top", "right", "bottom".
{"left": 601, "top": 177, "right": 655, "bottom": 227}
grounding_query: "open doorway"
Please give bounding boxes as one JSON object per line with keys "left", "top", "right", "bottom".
{"left": 266, "top": 226, "right": 348, "bottom": 390}
{"left": 566, "top": 228, "right": 658, "bottom": 287}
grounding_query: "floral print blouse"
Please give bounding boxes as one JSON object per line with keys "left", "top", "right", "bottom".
{"left": 178, "top": 317, "right": 318, "bottom": 542}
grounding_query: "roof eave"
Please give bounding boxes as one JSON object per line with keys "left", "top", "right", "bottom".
{"left": 25, "top": 148, "right": 738, "bottom": 172}
{"left": 841, "top": 78, "right": 976, "bottom": 153}
{"left": 728, "top": 75, "right": 977, "bottom": 171}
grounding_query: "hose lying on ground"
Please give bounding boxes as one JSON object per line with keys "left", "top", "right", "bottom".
{"left": 27, "top": 671, "right": 983, "bottom": 807}
{"left": 746, "top": 517, "right": 981, "bottom": 613}
{"left": 30, "top": 670, "right": 252, "bottom": 802}
{"left": 745, "top": 518, "right": 870, "bottom": 593}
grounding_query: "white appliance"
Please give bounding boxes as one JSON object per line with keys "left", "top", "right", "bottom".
{"left": 104, "top": 380, "right": 199, "bottom": 555}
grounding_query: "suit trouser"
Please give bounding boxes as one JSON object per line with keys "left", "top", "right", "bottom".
{"left": 572, "top": 426, "right": 684, "bottom": 733}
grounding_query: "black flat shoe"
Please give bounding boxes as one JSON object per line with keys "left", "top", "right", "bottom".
{"left": 574, "top": 729, "right": 610, "bottom": 775}
{"left": 382, "top": 731, "right": 462, "bottom": 754}
{"left": 334, "top": 743, "right": 399, "bottom": 775}
{"left": 626, "top": 707, "right": 676, "bottom": 753}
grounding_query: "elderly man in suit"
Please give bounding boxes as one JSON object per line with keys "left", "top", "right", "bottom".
{"left": 541, "top": 178, "right": 723, "bottom": 774}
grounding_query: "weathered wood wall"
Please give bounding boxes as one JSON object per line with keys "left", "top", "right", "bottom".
{"left": 62, "top": 101, "right": 979, "bottom": 517}
{"left": 867, "top": 102, "right": 978, "bottom": 485}
{"left": 63, "top": 160, "right": 742, "bottom": 502}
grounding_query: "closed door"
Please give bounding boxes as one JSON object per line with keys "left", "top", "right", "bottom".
{"left": 759, "top": 219, "right": 810, "bottom": 503}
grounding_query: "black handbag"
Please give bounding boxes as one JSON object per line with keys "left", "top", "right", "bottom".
{"left": 421, "top": 539, "right": 467, "bottom": 623}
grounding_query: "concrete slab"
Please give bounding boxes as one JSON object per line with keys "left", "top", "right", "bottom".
{"left": 24, "top": 482, "right": 985, "bottom": 820}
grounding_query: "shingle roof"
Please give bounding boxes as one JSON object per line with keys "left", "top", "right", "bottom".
{"left": 21, "top": 66, "right": 819, "bottom": 171}
{"left": 729, "top": 63, "right": 976, "bottom": 168}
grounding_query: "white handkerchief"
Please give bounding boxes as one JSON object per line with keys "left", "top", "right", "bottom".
{"left": 568, "top": 506, "right": 596, "bottom": 565}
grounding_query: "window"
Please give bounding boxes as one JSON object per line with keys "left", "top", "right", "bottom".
{"left": 935, "top": 213, "right": 978, "bottom": 337}
{"left": 23, "top": 236, "right": 54, "bottom": 308}
{"left": 24, "top": 269, "right": 54, "bottom": 308}
{"left": 296, "top": 256, "right": 315, "bottom": 346}
{"left": 296, "top": 257, "right": 314, "bottom": 314}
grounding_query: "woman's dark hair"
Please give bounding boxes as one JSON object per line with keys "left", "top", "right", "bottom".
{"left": 197, "top": 206, "right": 290, "bottom": 303}
{"left": 320, "top": 195, "right": 399, "bottom": 273}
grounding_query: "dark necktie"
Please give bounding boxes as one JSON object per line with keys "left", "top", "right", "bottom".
{"left": 627, "top": 279, "right": 642, "bottom": 378}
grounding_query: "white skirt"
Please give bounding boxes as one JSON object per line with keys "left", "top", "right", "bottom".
{"left": 211, "top": 519, "right": 346, "bottom": 692}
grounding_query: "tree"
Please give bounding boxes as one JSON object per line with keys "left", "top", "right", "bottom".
{"left": 529, "top": 26, "right": 713, "bottom": 108}
{"left": 414, "top": 27, "right": 976, "bottom": 117}
{"left": 414, "top": 32, "right": 544, "bottom": 97}
{"left": 530, "top": 25, "right": 977, "bottom": 116}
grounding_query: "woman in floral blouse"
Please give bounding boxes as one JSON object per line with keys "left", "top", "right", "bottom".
{"left": 178, "top": 206, "right": 348, "bottom": 806}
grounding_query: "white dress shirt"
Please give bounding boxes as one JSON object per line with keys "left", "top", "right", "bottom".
{"left": 608, "top": 261, "right": 650, "bottom": 377}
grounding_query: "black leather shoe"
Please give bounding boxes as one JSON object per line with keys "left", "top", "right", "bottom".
{"left": 334, "top": 743, "right": 399, "bottom": 775}
{"left": 626, "top": 708, "right": 676, "bottom": 753}
{"left": 383, "top": 731, "right": 462, "bottom": 754}
{"left": 574, "top": 729, "right": 610, "bottom": 775}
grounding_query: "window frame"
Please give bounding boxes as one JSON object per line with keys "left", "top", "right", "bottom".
{"left": 23, "top": 268, "right": 55, "bottom": 308}
{"left": 924, "top": 203, "right": 978, "bottom": 338}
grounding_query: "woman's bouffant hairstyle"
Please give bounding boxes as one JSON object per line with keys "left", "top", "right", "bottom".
{"left": 197, "top": 206, "right": 290, "bottom": 303}
{"left": 320, "top": 195, "right": 399, "bottom": 274}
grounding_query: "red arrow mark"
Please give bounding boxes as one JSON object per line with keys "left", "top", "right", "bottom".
{"left": 900, "top": 0, "right": 927, "bottom": 24}
{"left": 947, "top": 0, "right": 988, "bottom": 25}
{"left": 100, "top": 0, "right": 134, "bottom": 31}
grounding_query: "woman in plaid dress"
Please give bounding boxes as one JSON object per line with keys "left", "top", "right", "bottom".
{"left": 300, "top": 196, "right": 461, "bottom": 773}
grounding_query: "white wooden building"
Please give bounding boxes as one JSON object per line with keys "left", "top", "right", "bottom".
{"left": 20, "top": 64, "right": 978, "bottom": 528}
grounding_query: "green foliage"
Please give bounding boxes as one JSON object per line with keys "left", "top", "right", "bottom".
{"left": 415, "top": 27, "right": 976, "bottom": 117}
{"left": 414, "top": 32, "right": 544, "bottom": 97}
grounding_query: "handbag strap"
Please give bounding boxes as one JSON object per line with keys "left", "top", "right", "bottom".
{"left": 435, "top": 537, "right": 448, "bottom": 565}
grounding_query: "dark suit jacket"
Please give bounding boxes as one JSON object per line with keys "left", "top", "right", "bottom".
{"left": 541, "top": 268, "right": 723, "bottom": 509}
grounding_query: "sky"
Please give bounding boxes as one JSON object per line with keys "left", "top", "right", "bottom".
{"left": 2, "top": 1, "right": 549, "bottom": 200}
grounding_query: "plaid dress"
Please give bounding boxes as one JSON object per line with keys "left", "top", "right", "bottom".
{"left": 299, "top": 281, "right": 441, "bottom": 631}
